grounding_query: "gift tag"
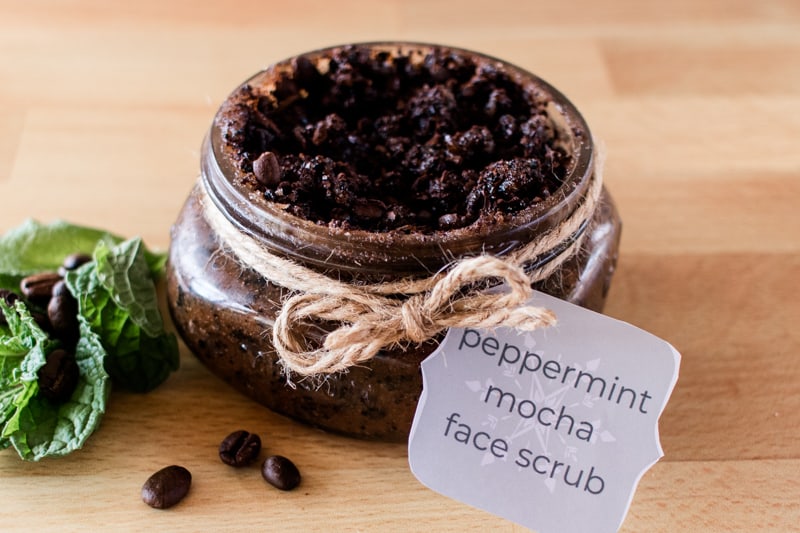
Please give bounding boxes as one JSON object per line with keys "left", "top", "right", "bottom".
{"left": 408, "top": 291, "right": 680, "bottom": 533}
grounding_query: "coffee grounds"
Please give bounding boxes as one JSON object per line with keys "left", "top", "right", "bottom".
{"left": 217, "top": 45, "right": 575, "bottom": 232}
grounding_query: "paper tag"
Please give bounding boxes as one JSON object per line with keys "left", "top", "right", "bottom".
{"left": 408, "top": 291, "right": 680, "bottom": 533}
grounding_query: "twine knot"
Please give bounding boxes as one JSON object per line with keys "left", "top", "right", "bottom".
{"left": 270, "top": 255, "right": 558, "bottom": 375}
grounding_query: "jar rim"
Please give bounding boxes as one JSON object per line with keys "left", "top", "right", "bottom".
{"left": 202, "top": 42, "right": 594, "bottom": 277}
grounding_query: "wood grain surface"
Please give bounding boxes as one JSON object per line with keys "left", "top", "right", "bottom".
{"left": 1, "top": 1, "right": 799, "bottom": 531}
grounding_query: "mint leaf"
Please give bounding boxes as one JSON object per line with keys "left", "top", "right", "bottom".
{"left": 0, "top": 220, "right": 115, "bottom": 291}
{"left": 0, "top": 220, "right": 174, "bottom": 460}
{"left": 0, "top": 302, "right": 108, "bottom": 461}
{"left": 0, "top": 304, "right": 41, "bottom": 450}
{"left": 65, "top": 238, "right": 179, "bottom": 393}
{"left": 3, "top": 317, "right": 110, "bottom": 461}
{"left": 94, "top": 238, "right": 163, "bottom": 337}
{"left": 0, "top": 219, "right": 167, "bottom": 292}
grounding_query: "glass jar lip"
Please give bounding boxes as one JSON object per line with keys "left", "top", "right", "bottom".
{"left": 203, "top": 41, "right": 594, "bottom": 276}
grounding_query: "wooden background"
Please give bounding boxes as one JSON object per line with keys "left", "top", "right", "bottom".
{"left": 1, "top": 1, "right": 799, "bottom": 531}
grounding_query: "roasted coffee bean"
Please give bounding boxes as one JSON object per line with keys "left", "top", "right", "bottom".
{"left": 58, "top": 253, "right": 92, "bottom": 276}
{"left": 47, "top": 281, "right": 79, "bottom": 344}
{"left": 141, "top": 465, "right": 192, "bottom": 509}
{"left": 252, "top": 151, "right": 281, "bottom": 187}
{"left": 31, "top": 311, "right": 52, "bottom": 334}
{"left": 219, "top": 430, "right": 262, "bottom": 467}
{"left": 0, "top": 288, "right": 18, "bottom": 306}
{"left": 19, "top": 272, "right": 62, "bottom": 303}
{"left": 261, "top": 455, "right": 301, "bottom": 491}
{"left": 352, "top": 198, "right": 385, "bottom": 220}
{"left": 37, "top": 348, "right": 80, "bottom": 403}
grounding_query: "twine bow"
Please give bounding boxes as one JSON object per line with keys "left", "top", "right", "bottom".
{"left": 271, "top": 255, "right": 556, "bottom": 375}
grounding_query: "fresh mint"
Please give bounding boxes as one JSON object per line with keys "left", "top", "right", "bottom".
{"left": 0, "top": 220, "right": 113, "bottom": 292}
{"left": 0, "top": 219, "right": 165, "bottom": 292}
{"left": 0, "top": 300, "right": 54, "bottom": 451}
{"left": 65, "top": 237, "right": 179, "bottom": 393}
{"left": 0, "top": 219, "right": 178, "bottom": 461}
{"left": 0, "top": 302, "right": 110, "bottom": 460}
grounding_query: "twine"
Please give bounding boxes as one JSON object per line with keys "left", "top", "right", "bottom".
{"left": 201, "top": 154, "right": 603, "bottom": 377}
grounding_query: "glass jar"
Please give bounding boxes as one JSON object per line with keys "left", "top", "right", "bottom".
{"left": 166, "top": 43, "right": 622, "bottom": 442}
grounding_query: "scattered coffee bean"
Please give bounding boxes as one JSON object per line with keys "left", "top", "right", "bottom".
{"left": 58, "top": 253, "right": 92, "bottom": 276}
{"left": 37, "top": 348, "right": 80, "bottom": 403}
{"left": 141, "top": 465, "right": 192, "bottom": 509}
{"left": 261, "top": 455, "right": 301, "bottom": 491}
{"left": 219, "top": 430, "right": 262, "bottom": 467}
{"left": 19, "top": 272, "right": 62, "bottom": 304}
{"left": 47, "top": 280, "right": 79, "bottom": 345}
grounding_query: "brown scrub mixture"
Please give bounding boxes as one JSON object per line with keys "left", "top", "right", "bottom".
{"left": 167, "top": 43, "right": 621, "bottom": 441}
{"left": 215, "top": 44, "right": 574, "bottom": 232}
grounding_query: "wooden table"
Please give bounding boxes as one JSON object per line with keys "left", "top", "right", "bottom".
{"left": 1, "top": 1, "right": 799, "bottom": 531}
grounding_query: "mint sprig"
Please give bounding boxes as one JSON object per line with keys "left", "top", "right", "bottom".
{"left": 0, "top": 219, "right": 178, "bottom": 461}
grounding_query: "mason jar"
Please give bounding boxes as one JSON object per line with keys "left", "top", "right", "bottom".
{"left": 166, "top": 43, "right": 622, "bottom": 441}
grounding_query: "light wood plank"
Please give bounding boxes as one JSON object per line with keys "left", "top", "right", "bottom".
{"left": 605, "top": 253, "right": 800, "bottom": 462}
{"left": 1, "top": 0, "right": 799, "bottom": 530}
{"left": 603, "top": 39, "right": 800, "bottom": 95}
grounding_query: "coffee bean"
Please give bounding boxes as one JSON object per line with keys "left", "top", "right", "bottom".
{"left": 20, "top": 272, "right": 62, "bottom": 303}
{"left": 261, "top": 455, "right": 301, "bottom": 491}
{"left": 352, "top": 199, "right": 385, "bottom": 220}
{"left": 141, "top": 465, "right": 192, "bottom": 509}
{"left": 47, "top": 280, "right": 79, "bottom": 344}
{"left": 0, "top": 288, "right": 18, "bottom": 306}
{"left": 58, "top": 253, "right": 92, "bottom": 276}
{"left": 219, "top": 430, "right": 261, "bottom": 467}
{"left": 31, "top": 311, "right": 53, "bottom": 334}
{"left": 37, "top": 348, "right": 80, "bottom": 403}
{"left": 252, "top": 151, "right": 281, "bottom": 187}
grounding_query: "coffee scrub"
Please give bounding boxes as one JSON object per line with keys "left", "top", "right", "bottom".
{"left": 166, "top": 43, "right": 622, "bottom": 441}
